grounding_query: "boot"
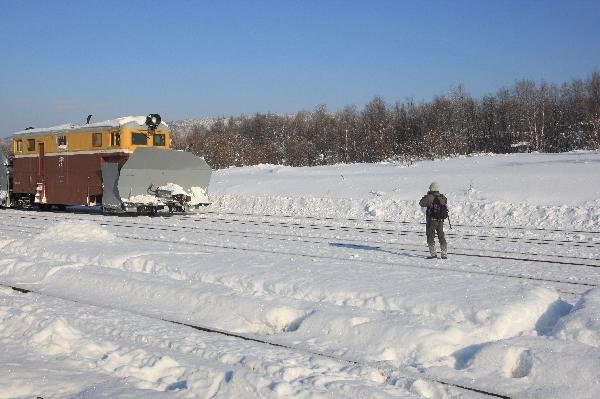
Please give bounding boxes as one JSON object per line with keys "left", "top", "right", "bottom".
{"left": 428, "top": 244, "right": 437, "bottom": 259}
{"left": 441, "top": 245, "right": 448, "bottom": 259}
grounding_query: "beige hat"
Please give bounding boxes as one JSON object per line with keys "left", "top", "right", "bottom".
{"left": 429, "top": 182, "right": 440, "bottom": 192}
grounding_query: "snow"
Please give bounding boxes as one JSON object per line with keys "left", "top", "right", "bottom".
{"left": 553, "top": 288, "right": 600, "bottom": 347}
{"left": 122, "top": 194, "right": 164, "bottom": 205}
{"left": 123, "top": 183, "right": 210, "bottom": 206}
{"left": 12, "top": 115, "right": 169, "bottom": 136}
{"left": 155, "top": 183, "right": 210, "bottom": 205}
{"left": 189, "top": 186, "right": 210, "bottom": 205}
{"left": 158, "top": 182, "right": 189, "bottom": 196}
{"left": 209, "top": 151, "right": 600, "bottom": 230}
{"left": 35, "top": 220, "right": 117, "bottom": 243}
{"left": 0, "top": 151, "right": 599, "bottom": 398}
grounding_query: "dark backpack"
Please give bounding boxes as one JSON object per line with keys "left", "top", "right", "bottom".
{"left": 430, "top": 195, "right": 448, "bottom": 220}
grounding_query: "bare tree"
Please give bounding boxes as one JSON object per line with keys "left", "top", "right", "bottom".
{"left": 361, "top": 97, "right": 392, "bottom": 162}
{"left": 335, "top": 105, "right": 360, "bottom": 163}
{"left": 0, "top": 138, "right": 11, "bottom": 157}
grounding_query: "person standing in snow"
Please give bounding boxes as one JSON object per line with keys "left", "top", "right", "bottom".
{"left": 419, "top": 182, "right": 448, "bottom": 259}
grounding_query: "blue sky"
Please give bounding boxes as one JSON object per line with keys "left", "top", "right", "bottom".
{"left": 1, "top": 0, "right": 599, "bottom": 136}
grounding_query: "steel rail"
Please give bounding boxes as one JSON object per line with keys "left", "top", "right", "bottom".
{"left": 3, "top": 207, "right": 598, "bottom": 246}
{"left": 194, "top": 210, "right": 600, "bottom": 235}
{"left": 0, "top": 223, "right": 586, "bottom": 300}
{"left": 4, "top": 212, "right": 599, "bottom": 265}
{"left": 1, "top": 216, "right": 598, "bottom": 287}
{"left": 192, "top": 213, "right": 599, "bottom": 247}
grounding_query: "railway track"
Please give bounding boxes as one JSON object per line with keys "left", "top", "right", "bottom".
{"left": 190, "top": 212, "right": 599, "bottom": 248}
{"left": 193, "top": 210, "right": 600, "bottom": 236}
{"left": 3, "top": 282, "right": 511, "bottom": 398}
{"left": 4, "top": 210, "right": 598, "bottom": 267}
{"left": 3, "top": 207, "right": 599, "bottom": 250}
{"left": 0, "top": 219, "right": 596, "bottom": 297}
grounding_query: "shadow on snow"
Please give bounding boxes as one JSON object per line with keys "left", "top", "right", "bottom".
{"left": 329, "top": 242, "right": 423, "bottom": 258}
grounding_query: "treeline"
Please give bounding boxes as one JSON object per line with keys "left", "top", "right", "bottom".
{"left": 183, "top": 73, "right": 600, "bottom": 168}
{"left": 174, "top": 72, "right": 600, "bottom": 169}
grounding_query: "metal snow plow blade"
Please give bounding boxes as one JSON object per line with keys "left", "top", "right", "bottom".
{"left": 103, "top": 147, "right": 211, "bottom": 213}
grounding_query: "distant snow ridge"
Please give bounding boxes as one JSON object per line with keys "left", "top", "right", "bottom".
{"left": 206, "top": 151, "right": 600, "bottom": 230}
{"left": 168, "top": 117, "right": 222, "bottom": 137}
{"left": 208, "top": 194, "right": 600, "bottom": 230}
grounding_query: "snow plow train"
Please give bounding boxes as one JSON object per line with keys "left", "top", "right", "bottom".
{"left": 0, "top": 114, "right": 211, "bottom": 214}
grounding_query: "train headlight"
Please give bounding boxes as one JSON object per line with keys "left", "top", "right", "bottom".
{"left": 145, "top": 114, "right": 162, "bottom": 129}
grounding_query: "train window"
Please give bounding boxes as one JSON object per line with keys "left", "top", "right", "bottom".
{"left": 27, "top": 139, "right": 35, "bottom": 151}
{"left": 92, "top": 133, "right": 102, "bottom": 147}
{"left": 16, "top": 140, "right": 23, "bottom": 152}
{"left": 111, "top": 131, "right": 121, "bottom": 146}
{"left": 153, "top": 134, "right": 165, "bottom": 146}
{"left": 57, "top": 135, "right": 67, "bottom": 147}
{"left": 132, "top": 132, "right": 148, "bottom": 145}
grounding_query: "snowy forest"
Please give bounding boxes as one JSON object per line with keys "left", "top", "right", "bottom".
{"left": 175, "top": 72, "right": 600, "bottom": 169}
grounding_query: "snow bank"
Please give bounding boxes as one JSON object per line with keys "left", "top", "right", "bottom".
{"left": 553, "top": 288, "right": 600, "bottom": 347}
{"left": 158, "top": 183, "right": 210, "bottom": 205}
{"left": 0, "top": 297, "right": 204, "bottom": 394}
{"left": 189, "top": 186, "right": 210, "bottom": 205}
{"left": 124, "top": 194, "right": 164, "bottom": 205}
{"left": 0, "top": 290, "right": 412, "bottom": 398}
{"left": 0, "top": 299, "right": 188, "bottom": 395}
{"left": 209, "top": 194, "right": 600, "bottom": 230}
{"left": 437, "top": 335, "right": 600, "bottom": 399}
{"left": 207, "top": 152, "right": 600, "bottom": 229}
{"left": 300, "top": 287, "right": 572, "bottom": 368}
{"left": 124, "top": 184, "right": 210, "bottom": 206}
{"left": 13, "top": 115, "right": 168, "bottom": 136}
{"left": 34, "top": 220, "right": 116, "bottom": 243}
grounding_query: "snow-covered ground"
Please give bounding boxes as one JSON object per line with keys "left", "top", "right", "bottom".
{"left": 0, "top": 151, "right": 599, "bottom": 398}
{"left": 209, "top": 151, "right": 600, "bottom": 230}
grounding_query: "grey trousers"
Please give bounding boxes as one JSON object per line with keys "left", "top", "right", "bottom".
{"left": 426, "top": 219, "right": 447, "bottom": 255}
